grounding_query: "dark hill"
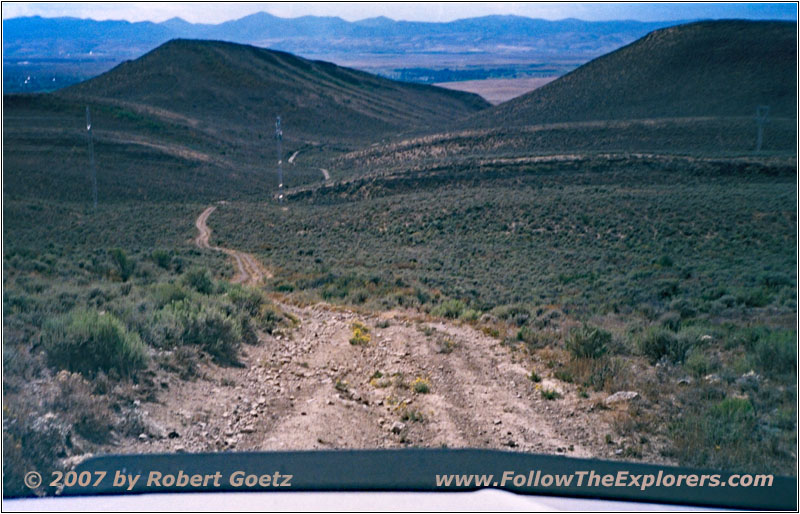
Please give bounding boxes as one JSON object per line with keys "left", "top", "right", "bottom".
{"left": 466, "top": 20, "right": 796, "bottom": 128}
{"left": 5, "top": 40, "right": 487, "bottom": 203}
{"left": 60, "top": 39, "right": 489, "bottom": 142}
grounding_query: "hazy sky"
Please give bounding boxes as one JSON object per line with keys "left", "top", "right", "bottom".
{"left": 2, "top": 2, "right": 797, "bottom": 23}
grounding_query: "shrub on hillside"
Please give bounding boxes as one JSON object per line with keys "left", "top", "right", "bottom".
{"left": 431, "top": 299, "right": 467, "bottom": 319}
{"left": 565, "top": 325, "right": 610, "bottom": 360}
{"left": 42, "top": 309, "right": 148, "bottom": 377}
{"left": 109, "top": 248, "right": 135, "bottom": 282}
{"left": 638, "top": 327, "right": 696, "bottom": 364}
{"left": 226, "top": 284, "right": 267, "bottom": 316}
{"left": 183, "top": 268, "right": 214, "bottom": 295}
{"left": 349, "top": 322, "right": 371, "bottom": 345}
{"left": 753, "top": 330, "right": 796, "bottom": 377}
{"left": 668, "top": 396, "right": 782, "bottom": 473}
{"left": 151, "top": 299, "right": 241, "bottom": 363}
{"left": 150, "top": 249, "right": 172, "bottom": 270}
{"left": 151, "top": 282, "right": 192, "bottom": 308}
{"left": 517, "top": 326, "right": 558, "bottom": 350}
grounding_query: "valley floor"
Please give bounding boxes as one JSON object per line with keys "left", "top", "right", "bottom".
{"left": 433, "top": 77, "right": 557, "bottom": 105}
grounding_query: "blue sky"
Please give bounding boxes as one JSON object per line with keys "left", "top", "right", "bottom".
{"left": 2, "top": 2, "right": 797, "bottom": 23}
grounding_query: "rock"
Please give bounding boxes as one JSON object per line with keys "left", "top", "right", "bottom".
{"left": 390, "top": 422, "right": 406, "bottom": 434}
{"left": 240, "top": 425, "right": 255, "bottom": 434}
{"left": 493, "top": 419, "right": 502, "bottom": 425}
{"left": 676, "top": 377, "right": 693, "bottom": 386}
{"left": 615, "top": 448, "right": 624, "bottom": 456}
{"left": 540, "top": 379, "right": 564, "bottom": 394}
{"left": 700, "top": 335, "right": 713, "bottom": 342}
{"left": 62, "top": 453, "right": 93, "bottom": 470}
{"left": 603, "top": 391, "right": 639, "bottom": 405}
{"left": 141, "top": 414, "right": 167, "bottom": 440}
{"left": 138, "top": 433, "right": 148, "bottom": 441}
{"left": 704, "top": 374, "right": 722, "bottom": 384}
{"left": 736, "top": 370, "right": 760, "bottom": 390}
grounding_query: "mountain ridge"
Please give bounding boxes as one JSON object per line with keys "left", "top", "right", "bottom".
{"left": 57, "top": 38, "right": 489, "bottom": 142}
{"left": 3, "top": 13, "right": 684, "bottom": 61}
{"left": 464, "top": 20, "right": 797, "bottom": 128}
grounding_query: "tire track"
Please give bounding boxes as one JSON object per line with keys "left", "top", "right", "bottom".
{"left": 195, "top": 205, "right": 271, "bottom": 285}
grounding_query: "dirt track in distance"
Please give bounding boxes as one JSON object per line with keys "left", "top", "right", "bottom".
{"left": 195, "top": 205, "right": 271, "bottom": 285}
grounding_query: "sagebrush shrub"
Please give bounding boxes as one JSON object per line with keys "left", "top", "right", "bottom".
{"left": 150, "top": 249, "right": 172, "bottom": 269}
{"left": 183, "top": 268, "right": 214, "bottom": 294}
{"left": 109, "top": 248, "right": 135, "bottom": 282}
{"left": 431, "top": 299, "right": 466, "bottom": 319}
{"left": 151, "top": 300, "right": 242, "bottom": 362}
{"left": 151, "top": 282, "right": 192, "bottom": 308}
{"left": 226, "top": 284, "right": 267, "bottom": 316}
{"left": 638, "top": 327, "right": 695, "bottom": 364}
{"left": 42, "top": 309, "right": 148, "bottom": 377}
{"left": 565, "top": 325, "right": 610, "bottom": 359}
{"left": 753, "top": 330, "right": 796, "bottom": 377}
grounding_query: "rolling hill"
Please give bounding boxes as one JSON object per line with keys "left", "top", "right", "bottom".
{"left": 466, "top": 20, "right": 797, "bottom": 127}
{"left": 59, "top": 39, "right": 489, "bottom": 142}
{"left": 4, "top": 39, "right": 488, "bottom": 202}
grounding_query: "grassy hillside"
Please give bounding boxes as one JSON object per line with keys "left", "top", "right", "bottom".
{"left": 336, "top": 21, "right": 796, "bottom": 173}
{"left": 467, "top": 21, "right": 796, "bottom": 127}
{"left": 4, "top": 39, "right": 489, "bottom": 203}
{"left": 60, "top": 39, "right": 489, "bottom": 142}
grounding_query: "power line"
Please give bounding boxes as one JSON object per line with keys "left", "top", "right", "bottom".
{"left": 275, "top": 116, "right": 284, "bottom": 203}
{"left": 86, "top": 106, "right": 97, "bottom": 210}
{"left": 755, "top": 105, "right": 769, "bottom": 153}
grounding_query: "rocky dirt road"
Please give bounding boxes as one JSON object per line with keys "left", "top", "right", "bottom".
{"left": 114, "top": 205, "right": 621, "bottom": 459}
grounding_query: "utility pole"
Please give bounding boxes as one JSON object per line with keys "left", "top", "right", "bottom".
{"left": 275, "top": 116, "right": 284, "bottom": 202}
{"left": 86, "top": 106, "right": 97, "bottom": 210}
{"left": 755, "top": 105, "right": 769, "bottom": 153}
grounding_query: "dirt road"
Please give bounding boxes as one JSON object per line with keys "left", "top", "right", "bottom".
{"left": 113, "top": 205, "right": 635, "bottom": 461}
{"left": 195, "top": 205, "right": 271, "bottom": 285}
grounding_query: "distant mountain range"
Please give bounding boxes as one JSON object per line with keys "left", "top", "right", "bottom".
{"left": 3, "top": 13, "right": 682, "bottom": 60}
{"left": 3, "top": 13, "right": 686, "bottom": 91}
